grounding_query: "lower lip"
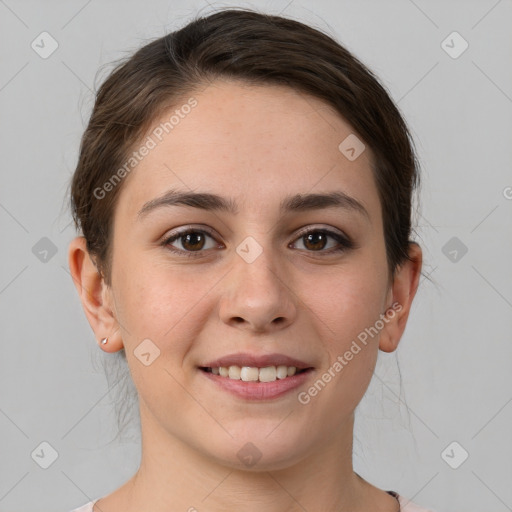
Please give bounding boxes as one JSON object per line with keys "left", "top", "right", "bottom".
{"left": 199, "top": 368, "right": 313, "bottom": 400}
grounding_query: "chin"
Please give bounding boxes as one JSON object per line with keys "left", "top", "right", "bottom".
{"left": 202, "top": 426, "right": 310, "bottom": 472}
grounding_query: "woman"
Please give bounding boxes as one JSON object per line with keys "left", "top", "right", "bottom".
{"left": 67, "top": 7, "right": 434, "bottom": 512}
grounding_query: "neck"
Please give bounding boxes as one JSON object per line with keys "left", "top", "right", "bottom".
{"left": 113, "top": 406, "right": 392, "bottom": 512}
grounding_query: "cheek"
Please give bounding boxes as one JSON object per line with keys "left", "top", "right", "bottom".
{"left": 113, "top": 256, "right": 213, "bottom": 357}
{"left": 307, "top": 260, "right": 388, "bottom": 346}
{"left": 112, "top": 262, "right": 206, "bottom": 404}
{"left": 301, "top": 260, "right": 387, "bottom": 405}
{"left": 301, "top": 269, "right": 384, "bottom": 417}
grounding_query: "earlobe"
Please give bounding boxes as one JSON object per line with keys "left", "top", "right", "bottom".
{"left": 379, "top": 242, "right": 423, "bottom": 353}
{"left": 67, "top": 236, "right": 123, "bottom": 352}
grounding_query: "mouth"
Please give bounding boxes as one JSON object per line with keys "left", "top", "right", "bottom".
{"left": 197, "top": 353, "right": 315, "bottom": 400}
{"left": 199, "top": 365, "right": 312, "bottom": 382}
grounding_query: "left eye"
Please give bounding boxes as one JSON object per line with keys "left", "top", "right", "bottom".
{"left": 290, "top": 229, "right": 352, "bottom": 253}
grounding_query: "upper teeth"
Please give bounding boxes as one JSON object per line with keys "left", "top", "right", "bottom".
{"left": 211, "top": 365, "right": 298, "bottom": 382}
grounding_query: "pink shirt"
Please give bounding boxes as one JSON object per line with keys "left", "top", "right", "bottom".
{"left": 70, "top": 491, "right": 437, "bottom": 511}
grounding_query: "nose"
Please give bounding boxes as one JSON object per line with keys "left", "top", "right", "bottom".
{"left": 218, "top": 243, "right": 297, "bottom": 334}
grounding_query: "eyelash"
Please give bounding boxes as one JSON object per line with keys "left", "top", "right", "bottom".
{"left": 161, "top": 226, "right": 354, "bottom": 258}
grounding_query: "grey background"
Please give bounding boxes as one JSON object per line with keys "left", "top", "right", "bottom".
{"left": 1, "top": 0, "right": 511, "bottom": 511}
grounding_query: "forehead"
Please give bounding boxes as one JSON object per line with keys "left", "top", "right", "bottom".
{"left": 115, "top": 79, "right": 380, "bottom": 222}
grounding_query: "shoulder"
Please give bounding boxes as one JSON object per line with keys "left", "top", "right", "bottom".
{"left": 396, "top": 493, "right": 437, "bottom": 512}
{"left": 68, "top": 500, "right": 96, "bottom": 512}
{"left": 69, "top": 495, "right": 439, "bottom": 512}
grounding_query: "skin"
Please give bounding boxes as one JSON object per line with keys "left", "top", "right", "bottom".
{"left": 69, "top": 79, "right": 422, "bottom": 512}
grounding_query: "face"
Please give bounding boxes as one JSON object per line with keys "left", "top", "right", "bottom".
{"left": 104, "top": 80, "right": 394, "bottom": 469}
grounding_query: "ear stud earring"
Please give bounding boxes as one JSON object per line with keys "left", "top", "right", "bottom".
{"left": 100, "top": 337, "right": 108, "bottom": 345}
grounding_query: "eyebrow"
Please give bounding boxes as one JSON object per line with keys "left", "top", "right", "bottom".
{"left": 137, "top": 188, "right": 369, "bottom": 220}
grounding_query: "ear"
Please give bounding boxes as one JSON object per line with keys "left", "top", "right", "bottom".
{"left": 67, "top": 236, "right": 123, "bottom": 353}
{"left": 379, "top": 242, "right": 422, "bottom": 353}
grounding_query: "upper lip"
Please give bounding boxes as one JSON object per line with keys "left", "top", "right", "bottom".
{"left": 200, "top": 352, "right": 313, "bottom": 370}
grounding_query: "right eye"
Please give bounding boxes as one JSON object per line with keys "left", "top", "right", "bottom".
{"left": 162, "top": 228, "right": 223, "bottom": 257}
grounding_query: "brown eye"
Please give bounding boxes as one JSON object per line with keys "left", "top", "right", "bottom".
{"left": 163, "top": 228, "right": 220, "bottom": 256}
{"left": 291, "top": 228, "right": 353, "bottom": 253}
{"left": 302, "top": 232, "right": 328, "bottom": 251}
{"left": 180, "top": 232, "right": 206, "bottom": 251}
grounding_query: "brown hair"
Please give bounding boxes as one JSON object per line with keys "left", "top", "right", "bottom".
{"left": 70, "top": 7, "right": 419, "bottom": 286}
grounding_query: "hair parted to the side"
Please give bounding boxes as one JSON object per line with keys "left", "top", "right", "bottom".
{"left": 69, "top": 7, "right": 420, "bottom": 439}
